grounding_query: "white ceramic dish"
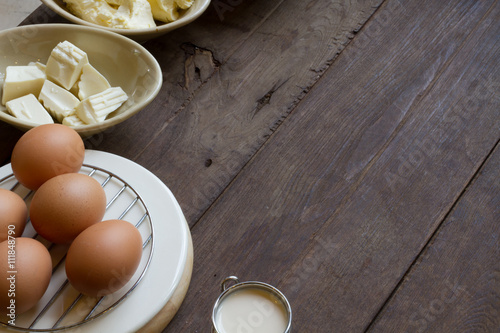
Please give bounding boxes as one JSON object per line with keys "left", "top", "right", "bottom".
{"left": 0, "top": 150, "right": 190, "bottom": 332}
{"left": 0, "top": 24, "right": 163, "bottom": 137}
{"left": 41, "top": 0, "right": 211, "bottom": 42}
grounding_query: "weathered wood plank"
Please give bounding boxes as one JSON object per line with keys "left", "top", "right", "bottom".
{"left": 163, "top": 0, "right": 500, "bottom": 331}
{"left": 367, "top": 140, "right": 499, "bottom": 331}
{"left": 132, "top": 0, "right": 384, "bottom": 224}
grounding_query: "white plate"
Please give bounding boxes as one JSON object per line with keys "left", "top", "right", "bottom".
{"left": 0, "top": 150, "right": 190, "bottom": 332}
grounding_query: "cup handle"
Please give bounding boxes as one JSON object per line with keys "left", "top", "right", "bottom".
{"left": 220, "top": 276, "right": 240, "bottom": 292}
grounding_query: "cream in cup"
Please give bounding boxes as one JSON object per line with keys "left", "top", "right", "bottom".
{"left": 212, "top": 276, "right": 292, "bottom": 333}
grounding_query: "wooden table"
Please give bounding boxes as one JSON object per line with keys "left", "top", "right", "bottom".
{"left": 1, "top": 0, "right": 499, "bottom": 332}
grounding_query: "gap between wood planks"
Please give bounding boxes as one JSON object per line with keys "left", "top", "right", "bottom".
{"left": 361, "top": 3, "right": 500, "bottom": 329}
{"left": 364, "top": 137, "right": 500, "bottom": 332}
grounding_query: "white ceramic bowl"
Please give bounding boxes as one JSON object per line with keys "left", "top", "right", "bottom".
{"left": 0, "top": 24, "right": 162, "bottom": 137}
{"left": 41, "top": 0, "right": 211, "bottom": 42}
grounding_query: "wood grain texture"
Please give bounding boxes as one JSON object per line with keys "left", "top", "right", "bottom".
{"left": 1, "top": 0, "right": 498, "bottom": 332}
{"left": 163, "top": 0, "right": 500, "bottom": 331}
{"left": 367, "top": 141, "right": 499, "bottom": 331}
{"left": 131, "top": 0, "right": 385, "bottom": 225}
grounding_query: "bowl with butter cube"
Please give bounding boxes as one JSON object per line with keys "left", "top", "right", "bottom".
{"left": 0, "top": 24, "right": 162, "bottom": 137}
{"left": 41, "top": 0, "right": 211, "bottom": 42}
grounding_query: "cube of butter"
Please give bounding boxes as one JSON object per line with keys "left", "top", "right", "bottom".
{"left": 28, "top": 61, "right": 47, "bottom": 72}
{"left": 2, "top": 65, "right": 46, "bottom": 105}
{"left": 6, "top": 94, "right": 54, "bottom": 125}
{"left": 46, "top": 41, "right": 89, "bottom": 90}
{"left": 62, "top": 114, "right": 86, "bottom": 127}
{"left": 76, "top": 87, "right": 128, "bottom": 124}
{"left": 78, "top": 63, "right": 111, "bottom": 100}
{"left": 39, "top": 80, "right": 80, "bottom": 123}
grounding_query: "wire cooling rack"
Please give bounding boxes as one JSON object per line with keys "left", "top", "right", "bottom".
{"left": 0, "top": 164, "right": 154, "bottom": 331}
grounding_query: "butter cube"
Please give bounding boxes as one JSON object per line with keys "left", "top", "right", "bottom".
{"left": 29, "top": 61, "right": 47, "bottom": 72}
{"left": 39, "top": 80, "right": 80, "bottom": 123}
{"left": 62, "top": 114, "right": 86, "bottom": 127}
{"left": 69, "top": 80, "right": 80, "bottom": 98}
{"left": 78, "top": 63, "right": 111, "bottom": 100}
{"left": 76, "top": 87, "right": 128, "bottom": 124}
{"left": 148, "top": 0, "right": 194, "bottom": 22}
{"left": 2, "top": 65, "right": 46, "bottom": 105}
{"left": 6, "top": 94, "right": 54, "bottom": 125}
{"left": 46, "top": 41, "right": 89, "bottom": 90}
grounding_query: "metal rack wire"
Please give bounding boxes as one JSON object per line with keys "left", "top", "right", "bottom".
{"left": 0, "top": 164, "right": 154, "bottom": 331}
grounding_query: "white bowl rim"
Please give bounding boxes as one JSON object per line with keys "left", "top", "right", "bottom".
{"left": 40, "top": 0, "right": 212, "bottom": 36}
{"left": 0, "top": 23, "right": 163, "bottom": 136}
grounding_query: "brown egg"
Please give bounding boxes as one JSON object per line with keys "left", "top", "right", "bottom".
{"left": 65, "top": 219, "right": 143, "bottom": 298}
{"left": 11, "top": 124, "right": 85, "bottom": 190}
{"left": 0, "top": 237, "right": 52, "bottom": 316}
{"left": 30, "top": 173, "right": 106, "bottom": 244}
{"left": 0, "top": 189, "right": 27, "bottom": 242}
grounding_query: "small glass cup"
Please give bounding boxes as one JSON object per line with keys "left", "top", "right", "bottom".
{"left": 211, "top": 276, "right": 292, "bottom": 333}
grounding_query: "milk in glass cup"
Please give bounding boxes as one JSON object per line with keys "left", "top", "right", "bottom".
{"left": 212, "top": 276, "right": 292, "bottom": 333}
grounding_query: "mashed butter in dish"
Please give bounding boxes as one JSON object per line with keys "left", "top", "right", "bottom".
{"left": 62, "top": 0, "right": 194, "bottom": 29}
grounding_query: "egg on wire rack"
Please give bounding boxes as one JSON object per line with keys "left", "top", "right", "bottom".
{"left": 65, "top": 219, "right": 144, "bottom": 298}
{"left": 29, "top": 173, "right": 107, "bottom": 244}
{"left": 0, "top": 238, "right": 52, "bottom": 316}
{"left": 10, "top": 124, "right": 85, "bottom": 190}
{"left": 0, "top": 189, "right": 27, "bottom": 241}
{"left": 0, "top": 148, "right": 189, "bottom": 332}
